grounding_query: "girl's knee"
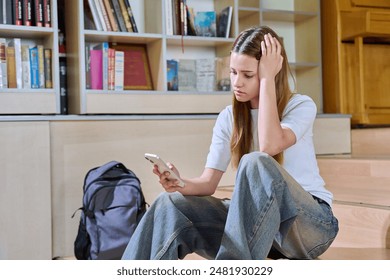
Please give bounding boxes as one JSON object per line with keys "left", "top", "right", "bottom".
{"left": 239, "top": 152, "right": 272, "bottom": 169}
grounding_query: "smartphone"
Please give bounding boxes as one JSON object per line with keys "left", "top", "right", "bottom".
{"left": 144, "top": 153, "right": 185, "bottom": 187}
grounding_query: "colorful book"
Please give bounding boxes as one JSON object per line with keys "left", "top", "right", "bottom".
{"left": 107, "top": 48, "right": 115, "bottom": 90}
{"left": 92, "top": 42, "right": 109, "bottom": 90}
{"left": 6, "top": 46, "right": 16, "bottom": 88}
{"left": 37, "top": 45, "right": 45, "bottom": 88}
{"left": 0, "top": 38, "right": 7, "bottom": 88}
{"left": 124, "top": 0, "right": 137, "bottom": 32}
{"left": 14, "top": 0, "right": 23, "bottom": 25}
{"left": 21, "top": 44, "right": 31, "bottom": 88}
{"left": 166, "top": 59, "right": 178, "bottom": 91}
{"left": 96, "top": 0, "right": 112, "bottom": 31}
{"left": 217, "top": 6, "right": 233, "bottom": 38}
{"left": 114, "top": 50, "right": 124, "bottom": 91}
{"left": 8, "top": 38, "right": 22, "bottom": 89}
{"left": 94, "top": 0, "right": 108, "bottom": 31}
{"left": 90, "top": 49, "right": 103, "bottom": 89}
{"left": 29, "top": 46, "right": 39, "bottom": 89}
{"left": 103, "top": 0, "right": 119, "bottom": 32}
{"left": 118, "top": 0, "right": 133, "bottom": 32}
{"left": 194, "top": 11, "right": 217, "bottom": 37}
{"left": 44, "top": 48, "right": 52, "bottom": 88}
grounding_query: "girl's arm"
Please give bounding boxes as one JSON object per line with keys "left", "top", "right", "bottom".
{"left": 153, "top": 164, "right": 224, "bottom": 196}
{"left": 258, "top": 34, "right": 296, "bottom": 156}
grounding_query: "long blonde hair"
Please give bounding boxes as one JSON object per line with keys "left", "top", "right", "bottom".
{"left": 230, "top": 26, "right": 294, "bottom": 168}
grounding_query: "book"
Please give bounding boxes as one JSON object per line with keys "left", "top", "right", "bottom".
{"left": 186, "top": 5, "right": 196, "bottom": 36}
{"left": 107, "top": 47, "right": 115, "bottom": 90}
{"left": 14, "top": 0, "right": 23, "bottom": 25}
{"left": 21, "top": 44, "right": 30, "bottom": 88}
{"left": 87, "top": 0, "right": 103, "bottom": 31}
{"left": 34, "top": 0, "right": 44, "bottom": 27}
{"left": 44, "top": 48, "right": 52, "bottom": 88}
{"left": 37, "top": 44, "right": 45, "bottom": 88}
{"left": 90, "top": 49, "right": 103, "bottom": 89}
{"left": 110, "top": 43, "right": 153, "bottom": 90}
{"left": 23, "top": 0, "right": 33, "bottom": 26}
{"left": 178, "top": 59, "right": 196, "bottom": 91}
{"left": 217, "top": 6, "right": 233, "bottom": 38}
{"left": 196, "top": 58, "right": 215, "bottom": 92}
{"left": 114, "top": 50, "right": 124, "bottom": 91}
{"left": 8, "top": 38, "right": 22, "bottom": 89}
{"left": 92, "top": 42, "right": 109, "bottom": 90}
{"left": 59, "top": 57, "right": 68, "bottom": 114}
{"left": 165, "top": 0, "right": 173, "bottom": 35}
{"left": 118, "top": 0, "right": 133, "bottom": 32}
{"left": 43, "top": 0, "right": 51, "bottom": 27}
{"left": 96, "top": 0, "right": 112, "bottom": 31}
{"left": 94, "top": 0, "right": 108, "bottom": 31}
{"left": 215, "top": 56, "right": 231, "bottom": 91}
{"left": 0, "top": 38, "right": 7, "bottom": 88}
{"left": 124, "top": 0, "right": 137, "bottom": 32}
{"left": 103, "top": 0, "right": 119, "bottom": 32}
{"left": 166, "top": 59, "right": 178, "bottom": 91}
{"left": 6, "top": 46, "right": 16, "bottom": 88}
{"left": 194, "top": 11, "right": 217, "bottom": 37}
{"left": 29, "top": 46, "right": 39, "bottom": 88}
{"left": 110, "top": 0, "right": 127, "bottom": 32}
{"left": 1, "top": 0, "right": 13, "bottom": 24}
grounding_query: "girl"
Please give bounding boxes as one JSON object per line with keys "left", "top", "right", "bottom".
{"left": 122, "top": 26, "right": 339, "bottom": 260}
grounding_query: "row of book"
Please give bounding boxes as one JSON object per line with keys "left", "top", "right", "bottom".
{"left": 167, "top": 56, "right": 231, "bottom": 92}
{"left": 0, "top": 38, "right": 52, "bottom": 89}
{"left": 85, "top": 42, "right": 152, "bottom": 91}
{"left": 166, "top": 0, "right": 233, "bottom": 38}
{"left": 85, "top": 0, "right": 138, "bottom": 32}
{"left": 0, "top": 0, "right": 51, "bottom": 27}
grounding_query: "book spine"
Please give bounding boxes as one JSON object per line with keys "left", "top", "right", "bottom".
{"left": 90, "top": 49, "right": 103, "bottom": 89}
{"left": 44, "top": 48, "right": 52, "bottom": 88}
{"left": 103, "top": 0, "right": 118, "bottom": 32}
{"left": 37, "top": 45, "right": 44, "bottom": 88}
{"left": 34, "top": 0, "right": 44, "bottom": 27}
{"left": 29, "top": 46, "right": 39, "bottom": 88}
{"left": 43, "top": 0, "right": 51, "bottom": 27}
{"left": 12, "top": 38, "right": 22, "bottom": 89}
{"left": 21, "top": 44, "right": 30, "bottom": 88}
{"left": 97, "top": 0, "right": 112, "bottom": 31}
{"left": 14, "top": 0, "right": 23, "bottom": 25}
{"left": 0, "top": 38, "right": 8, "bottom": 88}
{"left": 110, "top": 0, "right": 127, "bottom": 32}
{"left": 4, "top": 0, "right": 13, "bottom": 25}
{"left": 87, "top": 0, "right": 102, "bottom": 31}
{"left": 94, "top": 0, "right": 108, "bottom": 31}
{"left": 118, "top": 0, "right": 132, "bottom": 32}
{"left": 114, "top": 50, "right": 124, "bottom": 91}
{"left": 165, "top": 0, "right": 173, "bottom": 35}
{"left": 6, "top": 46, "right": 16, "bottom": 88}
{"left": 124, "top": 0, "right": 137, "bottom": 32}
{"left": 59, "top": 57, "right": 67, "bottom": 114}
{"left": 107, "top": 48, "right": 115, "bottom": 90}
{"left": 23, "top": 0, "right": 33, "bottom": 26}
{"left": 85, "top": 44, "right": 91, "bottom": 89}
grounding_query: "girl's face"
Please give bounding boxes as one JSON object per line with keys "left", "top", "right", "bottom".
{"left": 230, "top": 52, "right": 260, "bottom": 109}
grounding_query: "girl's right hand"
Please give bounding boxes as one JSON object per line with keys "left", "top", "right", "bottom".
{"left": 153, "top": 164, "right": 183, "bottom": 192}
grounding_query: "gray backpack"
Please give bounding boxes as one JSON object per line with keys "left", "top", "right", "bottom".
{"left": 73, "top": 161, "right": 147, "bottom": 260}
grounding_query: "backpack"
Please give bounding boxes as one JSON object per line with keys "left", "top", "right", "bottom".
{"left": 72, "top": 161, "right": 147, "bottom": 260}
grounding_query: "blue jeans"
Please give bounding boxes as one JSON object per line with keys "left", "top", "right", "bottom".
{"left": 122, "top": 152, "right": 339, "bottom": 260}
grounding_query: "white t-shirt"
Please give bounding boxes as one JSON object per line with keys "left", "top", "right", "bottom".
{"left": 205, "top": 94, "right": 333, "bottom": 206}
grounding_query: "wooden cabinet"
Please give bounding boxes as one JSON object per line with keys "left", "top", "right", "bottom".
{"left": 321, "top": 0, "right": 390, "bottom": 125}
{"left": 65, "top": 0, "right": 323, "bottom": 114}
{"left": 0, "top": 1, "right": 60, "bottom": 114}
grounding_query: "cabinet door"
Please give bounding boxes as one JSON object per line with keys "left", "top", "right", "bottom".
{"left": 0, "top": 122, "right": 52, "bottom": 259}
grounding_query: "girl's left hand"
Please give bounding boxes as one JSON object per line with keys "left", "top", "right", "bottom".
{"left": 258, "top": 33, "right": 283, "bottom": 80}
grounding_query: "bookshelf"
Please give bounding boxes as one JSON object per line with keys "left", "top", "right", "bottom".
{"left": 65, "top": 0, "right": 323, "bottom": 114}
{"left": 0, "top": 0, "right": 60, "bottom": 114}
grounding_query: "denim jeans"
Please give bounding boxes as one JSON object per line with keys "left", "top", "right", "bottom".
{"left": 121, "top": 152, "right": 339, "bottom": 260}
